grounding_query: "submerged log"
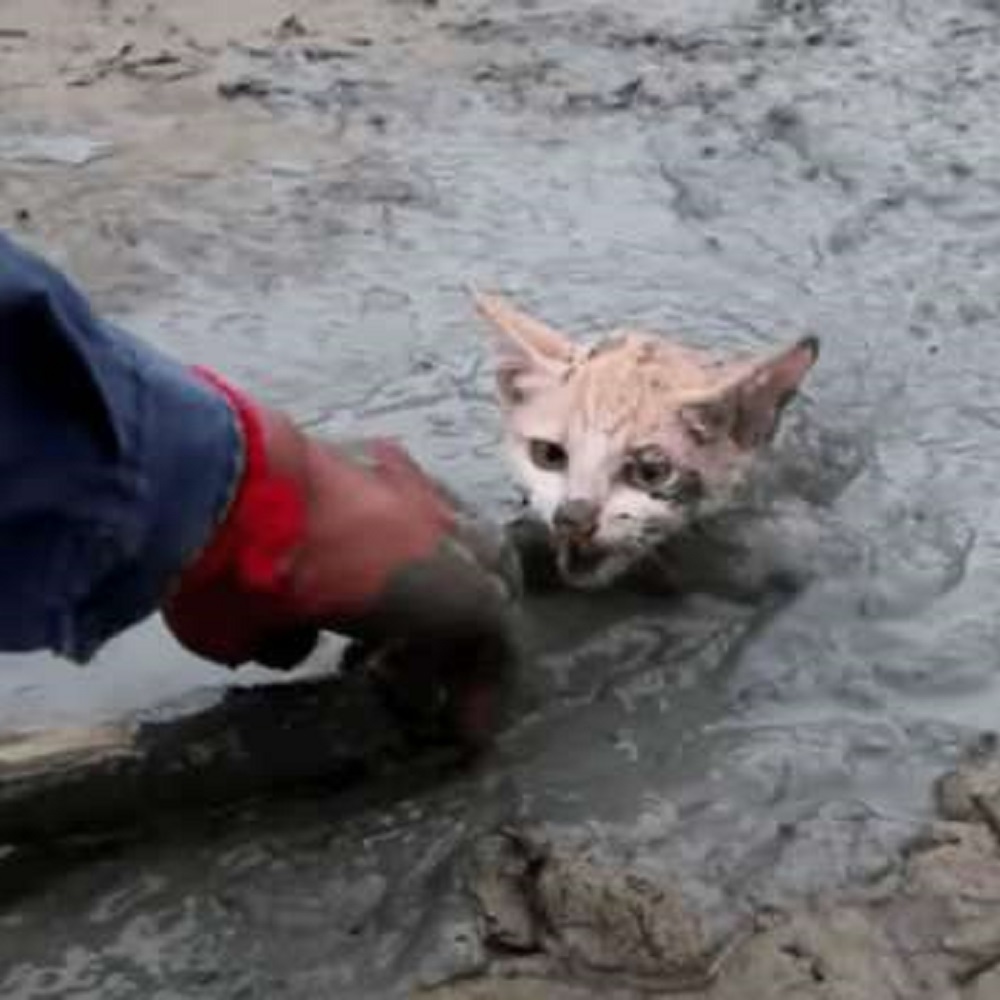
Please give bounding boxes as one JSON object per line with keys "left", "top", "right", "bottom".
{"left": 0, "top": 513, "right": 523, "bottom": 846}
{"left": 0, "top": 666, "right": 462, "bottom": 845}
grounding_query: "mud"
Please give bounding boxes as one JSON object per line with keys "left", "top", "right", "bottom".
{"left": 434, "top": 742, "right": 1000, "bottom": 998}
{"left": 2, "top": 0, "right": 1000, "bottom": 996}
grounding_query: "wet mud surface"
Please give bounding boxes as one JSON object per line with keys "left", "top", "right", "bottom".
{"left": 2, "top": 0, "right": 1000, "bottom": 996}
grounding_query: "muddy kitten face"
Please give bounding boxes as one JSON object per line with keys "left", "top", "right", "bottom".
{"left": 475, "top": 293, "right": 819, "bottom": 589}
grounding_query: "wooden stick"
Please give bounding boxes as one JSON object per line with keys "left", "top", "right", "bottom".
{"left": 0, "top": 671, "right": 440, "bottom": 844}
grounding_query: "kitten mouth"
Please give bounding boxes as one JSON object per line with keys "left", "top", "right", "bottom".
{"left": 556, "top": 540, "right": 624, "bottom": 588}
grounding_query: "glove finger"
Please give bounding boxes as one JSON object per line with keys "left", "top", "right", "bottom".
{"left": 352, "top": 631, "right": 516, "bottom": 751}
{"left": 446, "top": 665, "right": 504, "bottom": 750}
{"left": 366, "top": 440, "right": 455, "bottom": 522}
{"left": 362, "top": 441, "right": 521, "bottom": 593}
{"left": 333, "top": 437, "right": 451, "bottom": 526}
{"left": 330, "top": 438, "right": 521, "bottom": 598}
{"left": 253, "top": 627, "right": 320, "bottom": 671}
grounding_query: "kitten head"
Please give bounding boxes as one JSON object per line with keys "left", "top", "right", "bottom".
{"left": 475, "top": 292, "right": 819, "bottom": 589}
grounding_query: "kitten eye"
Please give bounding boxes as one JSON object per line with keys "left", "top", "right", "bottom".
{"left": 624, "top": 447, "right": 674, "bottom": 491}
{"left": 528, "top": 439, "right": 568, "bottom": 471}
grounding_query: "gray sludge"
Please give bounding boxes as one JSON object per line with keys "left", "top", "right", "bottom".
{"left": 3, "top": 0, "right": 1000, "bottom": 996}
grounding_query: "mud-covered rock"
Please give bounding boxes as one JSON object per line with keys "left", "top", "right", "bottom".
{"left": 967, "top": 966, "right": 1000, "bottom": 1000}
{"left": 935, "top": 737, "right": 1000, "bottom": 829}
{"left": 709, "top": 908, "right": 929, "bottom": 1000}
{"left": 424, "top": 749, "right": 1000, "bottom": 999}
{"left": 467, "top": 825, "right": 742, "bottom": 992}
{"left": 886, "top": 820, "right": 1000, "bottom": 989}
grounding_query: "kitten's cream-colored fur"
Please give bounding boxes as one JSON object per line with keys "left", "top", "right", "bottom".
{"left": 475, "top": 293, "right": 819, "bottom": 589}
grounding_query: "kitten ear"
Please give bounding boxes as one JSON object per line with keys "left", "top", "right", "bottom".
{"left": 472, "top": 290, "right": 577, "bottom": 406}
{"left": 679, "top": 336, "right": 819, "bottom": 448}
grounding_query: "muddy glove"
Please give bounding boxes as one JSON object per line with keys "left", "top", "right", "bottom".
{"left": 162, "top": 369, "right": 521, "bottom": 746}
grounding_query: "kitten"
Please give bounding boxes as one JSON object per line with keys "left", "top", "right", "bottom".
{"left": 474, "top": 292, "right": 820, "bottom": 592}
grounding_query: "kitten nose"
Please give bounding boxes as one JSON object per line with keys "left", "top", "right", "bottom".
{"left": 553, "top": 499, "right": 600, "bottom": 540}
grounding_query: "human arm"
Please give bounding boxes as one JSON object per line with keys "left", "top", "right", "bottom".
{"left": 0, "top": 232, "right": 518, "bottom": 744}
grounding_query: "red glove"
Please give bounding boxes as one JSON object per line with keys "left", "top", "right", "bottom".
{"left": 161, "top": 370, "right": 520, "bottom": 746}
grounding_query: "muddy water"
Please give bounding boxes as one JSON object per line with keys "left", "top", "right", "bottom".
{"left": 2, "top": 0, "right": 1000, "bottom": 995}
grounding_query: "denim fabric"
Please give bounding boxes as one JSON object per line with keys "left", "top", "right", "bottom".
{"left": 0, "top": 232, "right": 242, "bottom": 661}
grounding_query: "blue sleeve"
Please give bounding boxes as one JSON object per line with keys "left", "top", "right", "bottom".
{"left": 0, "top": 232, "right": 243, "bottom": 662}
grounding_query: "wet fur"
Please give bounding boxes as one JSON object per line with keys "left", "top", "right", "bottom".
{"left": 474, "top": 292, "right": 820, "bottom": 590}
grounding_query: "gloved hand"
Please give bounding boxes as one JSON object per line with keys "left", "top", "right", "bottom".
{"left": 162, "top": 369, "right": 521, "bottom": 746}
